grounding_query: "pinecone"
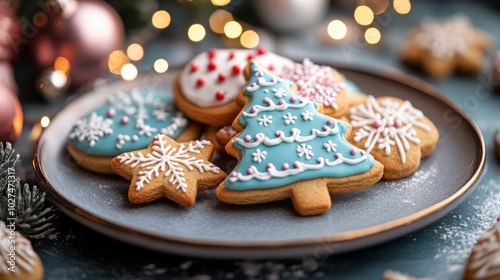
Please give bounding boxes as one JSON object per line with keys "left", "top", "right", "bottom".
{"left": 0, "top": 1, "right": 22, "bottom": 63}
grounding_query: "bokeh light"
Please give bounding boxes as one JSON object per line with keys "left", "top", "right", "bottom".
{"left": 393, "top": 0, "right": 411, "bottom": 14}
{"left": 54, "top": 56, "right": 70, "bottom": 74}
{"left": 108, "top": 50, "right": 129, "bottom": 75}
{"left": 327, "top": 20, "right": 348, "bottom": 40}
{"left": 365, "top": 27, "right": 381, "bottom": 44}
{"left": 121, "top": 63, "right": 138, "bottom": 81}
{"left": 127, "top": 43, "right": 144, "bottom": 61}
{"left": 188, "top": 24, "right": 206, "bottom": 42}
{"left": 209, "top": 9, "right": 234, "bottom": 34}
{"left": 354, "top": 5, "right": 374, "bottom": 26}
{"left": 40, "top": 116, "right": 51, "bottom": 128}
{"left": 154, "top": 59, "right": 169, "bottom": 73}
{"left": 224, "top": 21, "right": 242, "bottom": 39}
{"left": 240, "top": 30, "right": 259, "bottom": 48}
{"left": 152, "top": 10, "right": 171, "bottom": 29}
{"left": 211, "top": 0, "right": 231, "bottom": 6}
{"left": 33, "top": 12, "right": 48, "bottom": 27}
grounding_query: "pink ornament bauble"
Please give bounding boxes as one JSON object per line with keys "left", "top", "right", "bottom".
{"left": 0, "top": 1, "right": 22, "bottom": 63}
{"left": 0, "top": 83, "right": 23, "bottom": 145}
{"left": 30, "top": 0, "right": 125, "bottom": 87}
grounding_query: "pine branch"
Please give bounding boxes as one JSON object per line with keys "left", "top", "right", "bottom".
{"left": 14, "top": 182, "right": 55, "bottom": 239}
{"left": 0, "top": 142, "right": 20, "bottom": 193}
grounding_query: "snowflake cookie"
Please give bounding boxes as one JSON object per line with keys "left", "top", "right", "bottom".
{"left": 279, "top": 58, "right": 350, "bottom": 118}
{"left": 67, "top": 88, "right": 202, "bottom": 174}
{"left": 0, "top": 221, "right": 44, "bottom": 280}
{"left": 347, "top": 96, "right": 439, "bottom": 180}
{"left": 174, "top": 48, "right": 294, "bottom": 126}
{"left": 401, "top": 15, "right": 491, "bottom": 79}
{"left": 216, "top": 61, "right": 384, "bottom": 216}
{"left": 111, "top": 134, "right": 226, "bottom": 206}
{"left": 464, "top": 218, "right": 500, "bottom": 280}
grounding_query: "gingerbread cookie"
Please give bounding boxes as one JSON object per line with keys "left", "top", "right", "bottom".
{"left": 278, "top": 58, "right": 350, "bottom": 118}
{"left": 347, "top": 96, "right": 439, "bottom": 180}
{"left": 111, "top": 134, "right": 226, "bottom": 206}
{"left": 0, "top": 222, "right": 44, "bottom": 280}
{"left": 67, "top": 87, "right": 201, "bottom": 174}
{"left": 401, "top": 15, "right": 491, "bottom": 79}
{"left": 174, "top": 48, "right": 293, "bottom": 126}
{"left": 216, "top": 61, "right": 383, "bottom": 216}
{"left": 464, "top": 218, "right": 500, "bottom": 280}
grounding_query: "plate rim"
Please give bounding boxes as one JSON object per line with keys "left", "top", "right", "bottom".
{"left": 32, "top": 66, "right": 486, "bottom": 257}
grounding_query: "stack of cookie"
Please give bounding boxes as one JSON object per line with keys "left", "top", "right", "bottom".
{"left": 66, "top": 48, "right": 439, "bottom": 216}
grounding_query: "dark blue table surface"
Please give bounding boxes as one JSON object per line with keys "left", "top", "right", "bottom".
{"left": 15, "top": 1, "right": 500, "bottom": 279}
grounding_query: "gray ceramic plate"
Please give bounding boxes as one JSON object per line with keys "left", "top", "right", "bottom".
{"left": 34, "top": 67, "right": 485, "bottom": 259}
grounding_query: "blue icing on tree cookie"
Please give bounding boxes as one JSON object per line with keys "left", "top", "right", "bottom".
{"left": 68, "top": 87, "right": 189, "bottom": 156}
{"left": 225, "top": 61, "right": 376, "bottom": 190}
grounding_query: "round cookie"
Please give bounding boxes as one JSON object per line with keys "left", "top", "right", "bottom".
{"left": 464, "top": 218, "right": 500, "bottom": 280}
{"left": 0, "top": 222, "right": 43, "bottom": 280}
{"left": 67, "top": 87, "right": 202, "bottom": 174}
{"left": 401, "top": 15, "right": 491, "bottom": 79}
{"left": 278, "top": 58, "right": 351, "bottom": 119}
{"left": 174, "top": 48, "right": 294, "bottom": 126}
{"left": 347, "top": 96, "right": 439, "bottom": 180}
{"left": 216, "top": 61, "right": 383, "bottom": 216}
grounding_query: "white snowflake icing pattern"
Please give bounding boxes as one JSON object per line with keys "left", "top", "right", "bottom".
{"left": 252, "top": 149, "right": 267, "bottom": 163}
{"left": 117, "top": 135, "right": 220, "bottom": 192}
{"left": 301, "top": 110, "right": 314, "bottom": 121}
{"left": 279, "top": 58, "right": 345, "bottom": 110}
{"left": 414, "top": 16, "right": 474, "bottom": 58}
{"left": 161, "top": 112, "right": 188, "bottom": 136}
{"left": 323, "top": 140, "right": 337, "bottom": 152}
{"left": 109, "top": 89, "right": 187, "bottom": 149}
{"left": 468, "top": 222, "right": 500, "bottom": 279}
{"left": 69, "top": 112, "right": 113, "bottom": 147}
{"left": 296, "top": 143, "right": 314, "bottom": 160}
{"left": 258, "top": 114, "right": 273, "bottom": 127}
{"left": 349, "top": 96, "right": 431, "bottom": 163}
{"left": 272, "top": 87, "right": 287, "bottom": 98}
{"left": 282, "top": 113, "right": 297, "bottom": 125}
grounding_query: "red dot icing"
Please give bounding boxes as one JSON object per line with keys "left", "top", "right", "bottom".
{"left": 228, "top": 51, "right": 235, "bottom": 60}
{"left": 293, "top": 161, "right": 299, "bottom": 168}
{"left": 196, "top": 78, "right": 205, "bottom": 87}
{"left": 190, "top": 63, "right": 198, "bottom": 72}
{"left": 323, "top": 125, "right": 328, "bottom": 131}
{"left": 208, "top": 48, "right": 217, "bottom": 59}
{"left": 232, "top": 65, "right": 240, "bottom": 75}
{"left": 327, "top": 119, "right": 334, "bottom": 125}
{"left": 290, "top": 97, "right": 297, "bottom": 103}
{"left": 208, "top": 61, "right": 217, "bottom": 71}
{"left": 394, "top": 119, "right": 402, "bottom": 128}
{"left": 247, "top": 53, "right": 255, "bottom": 61}
{"left": 282, "top": 163, "right": 289, "bottom": 170}
{"left": 350, "top": 149, "right": 357, "bottom": 155}
{"left": 373, "top": 120, "right": 382, "bottom": 128}
{"left": 257, "top": 47, "right": 267, "bottom": 55}
{"left": 230, "top": 171, "right": 238, "bottom": 177}
{"left": 247, "top": 168, "right": 254, "bottom": 175}
{"left": 218, "top": 73, "right": 226, "bottom": 82}
{"left": 497, "top": 217, "right": 500, "bottom": 222}
{"left": 267, "top": 163, "right": 273, "bottom": 169}
{"left": 268, "top": 64, "right": 274, "bottom": 71}
{"left": 215, "top": 90, "right": 225, "bottom": 101}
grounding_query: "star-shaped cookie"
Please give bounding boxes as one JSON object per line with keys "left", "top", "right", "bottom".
{"left": 111, "top": 134, "right": 226, "bottom": 206}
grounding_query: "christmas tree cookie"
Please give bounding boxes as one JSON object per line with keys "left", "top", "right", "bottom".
{"left": 216, "top": 61, "right": 383, "bottom": 216}
{"left": 464, "top": 218, "right": 500, "bottom": 280}
{"left": 111, "top": 134, "right": 226, "bottom": 206}
{"left": 401, "top": 15, "right": 491, "bottom": 79}
{"left": 67, "top": 87, "right": 202, "bottom": 174}
{"left": 347, "top": 96, "right": 439, "bottom": 180}
{"left": 0, "top": 222, "right": 44, "bottom": 280}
